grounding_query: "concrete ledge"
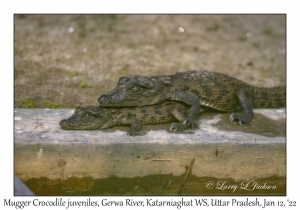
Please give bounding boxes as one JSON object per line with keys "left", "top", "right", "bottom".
{"left": 14, "top": 109, "right": 286, "bottom": 181}
{"left": 14, "top": 109, "right": 285, "bottom": 145}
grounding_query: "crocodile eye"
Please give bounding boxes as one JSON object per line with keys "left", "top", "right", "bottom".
{"left": 131, "top": 86, "right": 140, "bottom": 91}
{"left": 83, "top": 113, "right": 89, "bottom": 118}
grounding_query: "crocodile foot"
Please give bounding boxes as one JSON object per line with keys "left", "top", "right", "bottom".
{"left": 230, "top": 113, "right": 252, "bottom": 125}
{"left": 170, "top": 122, "right": 198, "bottom": 132}
{"left": 127, "top": 130, "right": 139, "bottom": 136}
{"left": 183, "top": 116, "right": 197, "bottom": 129}
{"left": 170, "top": 123, "right": 187, "bottom": 132}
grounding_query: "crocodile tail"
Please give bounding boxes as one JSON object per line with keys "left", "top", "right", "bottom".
{"left": 252, "top": 86, "right": 286, "bottom": 108}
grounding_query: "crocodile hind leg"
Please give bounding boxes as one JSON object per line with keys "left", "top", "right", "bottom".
{"left": 230, "top": 89, "right": 254, "bottom": 125}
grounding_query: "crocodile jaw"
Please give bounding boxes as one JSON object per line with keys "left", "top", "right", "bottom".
{"left": 60, "top": 119, "right": 104, "bottom": 130}
{"left": 98, "top": 95, "right": 143, "bottom": 107}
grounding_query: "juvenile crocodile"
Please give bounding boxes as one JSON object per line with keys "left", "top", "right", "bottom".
{"left": 98, "top": 70, "right": 286, "bottom": 128}
{"left": 60, "top": 101, "right": 191, "bottom": 135}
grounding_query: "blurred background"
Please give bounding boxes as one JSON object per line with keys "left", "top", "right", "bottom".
{"left": 14, "top": 15, "right": 286, "bottom": 108}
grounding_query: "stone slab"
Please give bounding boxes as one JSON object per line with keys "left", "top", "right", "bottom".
{"left": 14, "top": 109, "right": 286, "bottom": 181}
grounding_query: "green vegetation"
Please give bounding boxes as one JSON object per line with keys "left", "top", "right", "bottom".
{"left": 184, "top": 62, "right": 190, "bottom": 69}
{"left": 19, "top": 97, "right": 35, "bottom": 108}
{"left": 18, "top": 98, "right": 72, "bottom": 109}
{"left": 118, "top": 65, "right": 129, "bottom": 73}
{"left": 259, "top": 76, "right": 265, "bottom": 82}
{"left": 63, "top": 71, "right": 76, "bottom": 78}
{"left": 41, "top": 101, "right": 67, "bottom": 108}
{"left": 79, "top": 81, "right": 92, "bottom": 88}
{"left": 206, "top": 23, "right": 220, "bottom": 31}
{"left": 263, "top": 26, "right": 272, "bottom": 35}
{"left": 127, "top": 43, "right": 136, "bottom": 49}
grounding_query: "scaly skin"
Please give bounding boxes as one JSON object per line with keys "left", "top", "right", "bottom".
{"left": 98, "top": 70, "right": 286, "bottom": 127}
{"left": 60, "top": 101, "right": 189, "bottom": 135}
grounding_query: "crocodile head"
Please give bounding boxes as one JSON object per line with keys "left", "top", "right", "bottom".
{"left": 60, "top": 106, "right": 110, "bottom": 130}
{"left": 98, "top": 76, "right": 171, "bottom": 107}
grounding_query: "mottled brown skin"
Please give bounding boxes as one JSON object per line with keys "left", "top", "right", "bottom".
{"left": 98, "top": 70, "right": 286, "bottom": 127}
{"left": 60, "top": 101, "right": 190, "bottom": 135}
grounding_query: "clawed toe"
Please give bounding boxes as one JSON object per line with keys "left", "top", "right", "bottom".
{"left": 229, "top": 113, "right": 252, "bottom": 125}
{"left": 170, "top": 123, "right": 182, "bottom": 132}
{"left": 183, "top": 116, "right": 197, "bottom": 130}
{"left": 127, "top": 131, "right": 137, "bottom": 136}
{"left": 170, "top": 123, "right": 186, "bottom": 132}
{"left": 170, "top": 121, "right": 198, "bottom": 132}
{"left": 229, "top": 114, "right": 235, "bottom": 122}
{"left": 230, "top": 113, "right": 240, "bottom": 122}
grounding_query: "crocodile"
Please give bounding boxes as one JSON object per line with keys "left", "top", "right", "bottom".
{"left": 60, "top": 101, "right": 192, "bottom": 135}
{"left": 98, "top": 70, "right": 286, "bottom": 128}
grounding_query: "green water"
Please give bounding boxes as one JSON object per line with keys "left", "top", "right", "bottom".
{"left": 25, "top": 175, "right": 285, "bottom": 196}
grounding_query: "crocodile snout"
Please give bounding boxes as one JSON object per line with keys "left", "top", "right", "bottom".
{"left": 98, "top": 95, "right": 110, "bottom": 104}
{"left": 60, "top": 119, "right": 68, "bottom": 128}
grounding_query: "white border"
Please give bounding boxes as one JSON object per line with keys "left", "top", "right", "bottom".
{"left": 2, "top": 0, "right": 300, "bottom": 209}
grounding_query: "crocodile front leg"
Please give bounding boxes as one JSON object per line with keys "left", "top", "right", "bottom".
{"left": 168, "top": 90, "right": 200, "bottom": 129}
{"left": 102, "top": 117, "right": 142, "bottom": 135}
{"left": 170, "top": 103, "right": 189, "bottom": 132}
{"left": 170, "top": 104, "right": 208, "bottom": 132}
{"left": 230, "top": 89, "right": 254, "bottom": 125}
{"left": 119, "top": 118, "right": 143, "bottom": 136}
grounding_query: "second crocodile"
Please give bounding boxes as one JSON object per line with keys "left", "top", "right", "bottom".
{"left": 60, "top": 101, "right": 191, "bottom": 135}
